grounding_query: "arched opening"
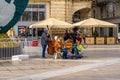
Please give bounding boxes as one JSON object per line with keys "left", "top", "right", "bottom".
{"left": 72, "top": 10, "right": 81, "bottom": 23}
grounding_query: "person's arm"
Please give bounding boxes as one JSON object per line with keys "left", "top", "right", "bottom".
{"left": 42, "top": 33, "right": 50, "bottom": 42}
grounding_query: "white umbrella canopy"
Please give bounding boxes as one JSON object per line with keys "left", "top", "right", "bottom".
{"left": 73, "top": 18, "right": 117, "bottom": 28}
{"left": 29, "top": 18, "right": 72, "bottom": 29}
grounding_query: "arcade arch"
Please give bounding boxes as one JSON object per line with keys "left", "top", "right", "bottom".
{"left": 72, "top": 8, "right": 91, "bottom": 23}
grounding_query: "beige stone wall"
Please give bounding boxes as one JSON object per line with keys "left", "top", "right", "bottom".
{"left": 29, "top": 0, "right": 92, "bottom": 23}
{"left": 65, "top": 0, "right": 73, "bottom": 23}
{"left": 50, "top": 0, "right": 66, "bottom": 21}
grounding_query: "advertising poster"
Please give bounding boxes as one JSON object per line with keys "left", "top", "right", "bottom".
{"left": 18, "top": 26, "right": 26, "bottom": 36}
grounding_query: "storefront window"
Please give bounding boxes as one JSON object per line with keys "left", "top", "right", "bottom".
{"left": 39, "top": 12, "right": 45, "bottom": 20}
{"left": 100, "top": 27, "right": 104, "bottom": 37}
{"left": 33, "top": 11, "right": 38, "bottom": 21}
{"left": 22, "top": 11, "right": 32, "bottom": 21}
{"left": 39, "top": 5, "right": 45, "bottom": 8}
{"left": 21, "top": 4, "right": 46, "bottom": 21}
{"left": 32, "top": 5, "right": 38, "bottom": 8}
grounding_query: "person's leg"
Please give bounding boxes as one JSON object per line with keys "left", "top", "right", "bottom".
{"left": 75, "top": 48, "right": 79, "bottom": 55}
{"left": 72, "top": 46, "right": 79, "bottom": 55}
{"left": 42, "top": 44, "right": 47, "bottom": 58}
{"left": 65, "top": 52, "right": 68, "bottom": 59}
{"left": 62, "top": 53, "right": 65, "bottom": 59}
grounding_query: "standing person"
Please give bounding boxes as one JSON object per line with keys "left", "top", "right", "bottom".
{"left": 76, "top": 34, "right": 82, "bottom": 44}
{"left": 93, "top": 30, "right": 98, "bottom": 38}
{"left": 93, "top": 30, "right": 98, "bottom": 44}
{"left": 72, "top": 27, "right": 78, "bottom": 44}
{"left": 41, "top": 28, "right": 50, "bottom": 58}
{"left": 80, "top": 31, "right": 85, "bottom": 43}
{"left": 72, "top": 30, "right": 77, "bottom": 44}
{"left": 64, "top": 29, "right": 70, "bottom": 41}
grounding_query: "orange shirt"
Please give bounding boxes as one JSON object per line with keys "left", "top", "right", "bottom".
{"left": 54, "top": 41, "right": 62, "bottom": 52}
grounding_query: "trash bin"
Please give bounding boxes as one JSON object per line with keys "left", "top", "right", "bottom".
{"left": 31, "top": 40, "right": 38, "bottom": 47}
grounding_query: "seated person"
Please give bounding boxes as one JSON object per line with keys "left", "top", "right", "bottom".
{"left": 54, "top": 36, "right": 63, "bottom": 54}
{"left": 54, "top": 36, "right": 63, "bottom": 59}
{"left": 70, "top": 43, "right": 83, "bottom": 59}
{"left": 72, "top": 43, "right": 79, "bottom": 55}
{"left": 61, "top": 45, "right": 68, "bottom": 59}
{"left": 64, "top": 39, "right": 73, "bottom": 53}
{"left": 76, "top": 44, "right": 83, "bottom": 54}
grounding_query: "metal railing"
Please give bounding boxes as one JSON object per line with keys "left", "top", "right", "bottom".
{"left": 0, "top": 38, "right": 41, "bottom": 60}
{"left": 0, "top": 42, "right": 23, "bottom": 60}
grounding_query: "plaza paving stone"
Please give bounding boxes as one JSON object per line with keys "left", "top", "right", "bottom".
{"left": 0, "top": 58, "right": 89, "bottom": 80}
{"left": 0, "top": 47, "right": 120, "bottom": 80}
{"left": 46, "top": 63, "right": 120, "bottom": 80}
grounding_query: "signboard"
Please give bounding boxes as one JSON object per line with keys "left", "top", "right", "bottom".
{"left": 96, "top": 37, "right": 105, "bottom": 44}
{"left": 85, "top": 37, "right": 94, "bottom": 44}
{"left": 107, "top": 37, "right": 116, "bottom": 44}
{"left": 0, "top": 0, "right": 28, "bottom": 33}
{"left": 18, "top": 26, "right": 26, "bottom": 35}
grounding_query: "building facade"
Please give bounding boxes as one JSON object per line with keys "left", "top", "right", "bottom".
{"left": 91, "top": 0, "right": 120, "bottom": 38}
{"left": 12, "top": 0, "right": 92, "bottom": 35}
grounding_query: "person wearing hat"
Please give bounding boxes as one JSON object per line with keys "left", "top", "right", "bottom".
{"left": 41, "top": 28, "right": 50, "bottom": 58}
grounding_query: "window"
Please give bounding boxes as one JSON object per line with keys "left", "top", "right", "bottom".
{"left": 93, "top": 10, "right": 96, "bottom": 18}
{"left": 33, "top": 11, "right": 38, "bottom": 21}
{"left": 22, "top": 11, "right": 32, "bottom": 21}
{"left": 72, "top": 11, "right": 81, "bottom": 23}
{"left": 106, "top": 10, "right": 109, "bottom": 18}
{"left": 39, "top": 12, "right": 45, "bottom": 20}
{"left": 32, "top": 5, "right": 38, "bottom": 8}
{"left": 21, "top": 4, "right": 46, "bottom": 22}
{"left": 100, "top": 7, "right": 103, "bottom": 18}
{"left": 100, "top": 27, "right": 104, "bottom": 37}
{"left": 39, "top": 5, "right": 45, "bottom": 8}
{"left": 113, "top": 5, "right": 115, "bottom": 17}
{"left": 118, "top": 23, "right": 120, "bottom": 32}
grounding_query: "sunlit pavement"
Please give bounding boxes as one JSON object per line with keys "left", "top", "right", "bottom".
{"left": 0, "top": 46, "right": 120, "bottom": 80}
